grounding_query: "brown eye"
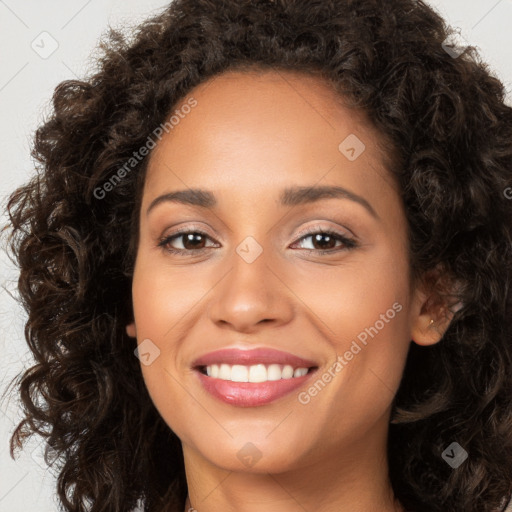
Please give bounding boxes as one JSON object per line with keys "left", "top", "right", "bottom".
{"left": 158, "top": 229, "right": 217, "bottom": 255}
{"left": 291, "top": 228, "right": 357, "bottom": 254}
{"left": 157, "top": 226, "right": 357, "bottom": 257}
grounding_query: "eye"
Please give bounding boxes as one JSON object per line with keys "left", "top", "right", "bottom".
{"left": 157, "top": 227, "right": 217, "bottom": 255}
{"left": 157, "top": 225, "right": 358, "bottom": 256}
{"left": 290, "top": 227, "right": 357, "bottom": 254}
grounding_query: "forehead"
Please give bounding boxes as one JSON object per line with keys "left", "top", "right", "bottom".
{"left": 152, "top": 68, "right": 385, "bottom": 154}
{"left": 143, "top": 68, "right": 398, "bottom": 211}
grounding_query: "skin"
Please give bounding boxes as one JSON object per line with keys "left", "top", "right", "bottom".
{"left": 126, "top": 69, "right": 454, "bottom": 512}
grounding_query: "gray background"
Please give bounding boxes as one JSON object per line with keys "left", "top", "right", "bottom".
{"left": 0, "top": 1, "right": 511, "bottom": 510}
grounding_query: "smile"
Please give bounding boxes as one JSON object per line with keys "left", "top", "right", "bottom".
{"left": 192, "top": 348, "right": 318, "bottom": 407}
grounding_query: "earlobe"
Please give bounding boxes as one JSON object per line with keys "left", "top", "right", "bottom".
{"left": 411, "top": 313, "right": 451, "bottom": 346}
{"left": 126, "top": 322, "right": 137, "bottom": 338}
{"left": 409, "top": 267, "right": 463, "bottom": 346}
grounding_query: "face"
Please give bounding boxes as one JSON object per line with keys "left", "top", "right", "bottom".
{"left": 127, "top": 69, "right": 440, "bottom": 475}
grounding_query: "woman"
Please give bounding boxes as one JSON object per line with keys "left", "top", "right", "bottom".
{"left": 3, "top": 0, "right": 512, "bottom": 511}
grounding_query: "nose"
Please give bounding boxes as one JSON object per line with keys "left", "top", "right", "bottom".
{"left": 207, "top": 243, "right": 294, "bottom": 334}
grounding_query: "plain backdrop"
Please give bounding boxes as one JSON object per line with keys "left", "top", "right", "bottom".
{"left": 0, "top": 1, "right": 511, "bottom": 510}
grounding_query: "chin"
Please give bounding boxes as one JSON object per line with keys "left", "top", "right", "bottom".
{"left": 193, "top": 436, "right": 305, "bottom": 474}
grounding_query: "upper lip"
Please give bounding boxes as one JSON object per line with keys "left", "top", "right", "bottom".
{"left": 192, "top": 347, "right": 318, "bottom": 369}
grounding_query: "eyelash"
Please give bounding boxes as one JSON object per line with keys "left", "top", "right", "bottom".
{"left": 157, "top": 225, "right": 358, "bottom": 256}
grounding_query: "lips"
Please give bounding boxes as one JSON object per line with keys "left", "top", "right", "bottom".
{"left": 192, "top": 347, "right": 319, "bottom": 407}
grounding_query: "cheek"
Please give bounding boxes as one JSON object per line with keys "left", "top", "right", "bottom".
{"left": 292, "top": 242, "right": 409, "bottom": 341}
{"left": 131, "top": 256, "right": 210, "bottom": 338}
{"left": 130, "top": 255, "right": 231, "bottom": 436}
{"left": 291, "top": 244, "right": 411, "bottom": 408}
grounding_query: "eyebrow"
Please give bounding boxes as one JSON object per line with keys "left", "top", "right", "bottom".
{"left": 146, "top": 185, "right": 379, "bottom": 219}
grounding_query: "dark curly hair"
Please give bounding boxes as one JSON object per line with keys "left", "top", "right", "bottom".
{"left": 2, "top": 0, "right": 512, "bottom": 510}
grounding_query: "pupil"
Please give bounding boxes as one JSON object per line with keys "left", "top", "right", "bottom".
{"left": 314, "top": 233, "right": 335, "bottom": 250}
{"left": 184, "top": 233, "right": 204, "bottom": 249}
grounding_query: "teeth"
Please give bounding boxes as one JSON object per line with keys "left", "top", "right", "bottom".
{"left": 219, "top": 364, "right": 231, "bottom": 380}
{"left": 282, "top": 365, "right": 294, "bottom": 379}
{"left": 248, "top": 364, "right": 266, "bottom": 383}
{"left": 203, "top": 363, "right": 310, "bottom": 382}
{"left": 293, "top": 367, "right": 308, "bottom": 377}
{"left": 231, "top": 365, "right": 249, "bottom": 382}
{"left": 267, "top": 364, "right": 282, "bottom": 381}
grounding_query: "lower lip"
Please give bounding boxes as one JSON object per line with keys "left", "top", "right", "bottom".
{"left": 195, "top": 369, "right": 316, "bottom": 407}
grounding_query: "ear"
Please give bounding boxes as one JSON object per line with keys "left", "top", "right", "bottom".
{"left": 410, "top": 265, "right": 463, "bottom": 346}
{"left": 126, "top": 322, "right": 137, "bottom": 338}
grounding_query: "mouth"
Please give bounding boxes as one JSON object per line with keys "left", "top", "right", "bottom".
{"left": 192, "top": 347, "right": 319, "bottom": 407}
